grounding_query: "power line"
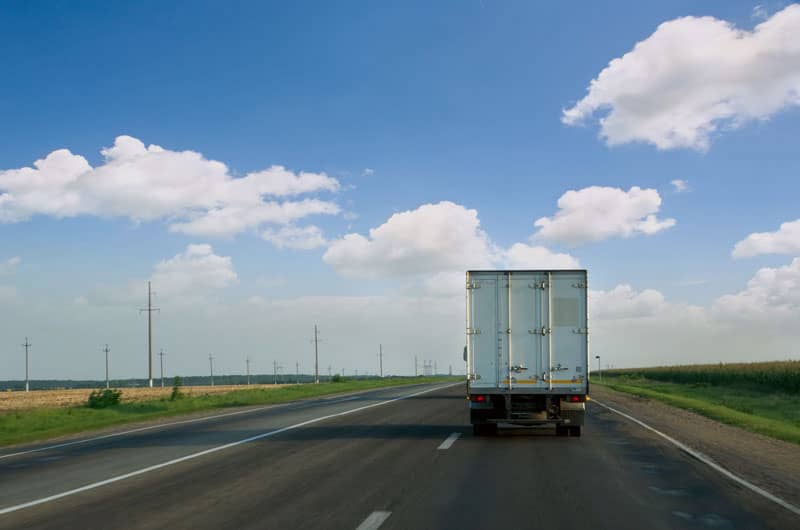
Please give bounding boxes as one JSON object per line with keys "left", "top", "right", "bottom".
{"left": 22, "top": 337, "right": 31, "bottom": 392}
{"left": 139, "top": 281, "right": 160, "bottom": 388}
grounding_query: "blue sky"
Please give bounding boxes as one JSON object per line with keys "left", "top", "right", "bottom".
{"left": 1, "top": 1, "right": 799, "bottom": 380}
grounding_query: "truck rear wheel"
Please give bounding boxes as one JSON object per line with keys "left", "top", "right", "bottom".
{"left": 555, "top": 425, "right": 568, "bottom": 437}
{"left": 569, "top": 426, "right": 582, "bottom": 437}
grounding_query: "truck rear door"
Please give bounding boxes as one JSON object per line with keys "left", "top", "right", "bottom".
{"left": 467, "top": 272, "right": 501, "bottom": 389}
{"left": 548, "top": 271, "right": 588, "bottom": 392}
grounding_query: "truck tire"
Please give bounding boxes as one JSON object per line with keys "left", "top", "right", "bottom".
{"left": 555, "top": 425, "right": 568, "bottom": 437}
{"left": 569, "top": 426, "right": 582, "bottom": 437}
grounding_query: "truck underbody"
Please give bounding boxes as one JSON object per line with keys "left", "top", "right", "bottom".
{"left": 469, "top": 392, "right": 585, "bottom": 436}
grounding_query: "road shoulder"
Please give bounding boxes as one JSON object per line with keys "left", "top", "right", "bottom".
{"left": 590, "top": 385, "right": 800, "bottom": 509}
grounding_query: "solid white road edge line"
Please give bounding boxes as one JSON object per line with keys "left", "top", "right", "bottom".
{"left": 0, "top": 383, "right": 436, "bottom": 461}
{"left": 355, "top": 511, "right": 391, "bottom": 530}
{"left": 591, "top": 399, "right": 800, "bottom": 517}
{"left": 437, "top": 432, "right": 461, "bottom": 450}
{"left": 0, "top": 382, "right": 462, "bottom": 516}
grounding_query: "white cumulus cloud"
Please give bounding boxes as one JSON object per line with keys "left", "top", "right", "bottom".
{"left": 262, "top": 224, "right": 328, "bottom": 250}
{"left": 732, "top": 219, "right": 800, "bottom": 258}
{"left": 752, "top": 4, "right": 770, "bottom": 21}
{"left": 324, "top": 201, "right": 580, "bottom": 300}
{"left": 534, "top": 186, "right": 675, "bottom": 245}
{"left": 712, "top": 257, "right": 800, "bottom": 324}
{"left": 590, "top": 284, "right": 666, "bottom": 320}
{"left": 671, "top": 179, "right": 689, "bottom": 192}
{"left": 151, "top": 244, "right": 238, "bottom": 298}
{"left": 323, "top": 201, "right": 496, "bottom": 277}
{"left": 85, "top": 243, "right": 238, "bottom": 306}
{"left": 502, "top": 243, "right": 580, "bottom": 269}
{"left": 0, "top": 256, "right": 21, "bottom": 275}
{"left": 0, "top": 135, "right": 340, "bottom": 238}
{"left": 562, "top": 5, "right": 800, "bottom": 151}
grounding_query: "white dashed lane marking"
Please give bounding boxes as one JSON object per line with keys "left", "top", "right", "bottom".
{"left": 437, "top": 432, "right": 461, "bottom": 450}
{"left": 355, "top": 511, "right": 391, "bottom": 530}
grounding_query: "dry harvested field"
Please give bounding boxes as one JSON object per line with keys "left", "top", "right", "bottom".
{"left": 0, "top": 384, "right": 293, "bottom": 413}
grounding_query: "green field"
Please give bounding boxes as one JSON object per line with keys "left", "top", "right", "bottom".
{"left": 594, "top": 361, "right": 800, "bottom": 445}
{"left": 0, "top": 377, "right": 458, "bottom": 447}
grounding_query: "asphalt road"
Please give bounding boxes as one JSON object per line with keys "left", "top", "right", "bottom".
{"left": 0, "top": 383, "right": 796, "bottom": 530}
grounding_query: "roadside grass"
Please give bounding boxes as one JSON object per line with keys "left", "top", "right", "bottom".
{"left": 0, "top": 377, "right": 459, "bottom": 447}
{"left": 593, "top": 376, "right": 800, "bottom": 445}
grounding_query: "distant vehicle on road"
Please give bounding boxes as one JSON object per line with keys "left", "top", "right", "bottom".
{"left": 465, "top": 270, "right": 589, "bottom": 436}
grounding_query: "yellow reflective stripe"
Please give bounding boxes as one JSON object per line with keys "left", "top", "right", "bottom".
{"left": 499, "top": 379, "right": 584, "bottom": 385}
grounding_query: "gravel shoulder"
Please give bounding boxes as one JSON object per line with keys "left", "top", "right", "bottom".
{"left": 590, "top": 384, "right": 800, "bottom": 509}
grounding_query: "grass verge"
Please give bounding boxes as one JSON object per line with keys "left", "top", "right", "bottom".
{"left": 0, "top": 377, "right": 459, "bottom": 447}
{"left": 593, "top": 377, "right": 800, "bottom": 445}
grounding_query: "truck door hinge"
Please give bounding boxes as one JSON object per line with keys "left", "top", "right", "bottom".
{"left": 466, "top": 282, "right": 481, "bottom": 289}
{"left": 529, "top": 281, "right": 548, "bottom": 289}
{"left": 528, "top": 327, "right": 550, "bottom": 335}
{"left": 467, "top": 328, "right": 481, "bottom": 335}
{"left": 572, "top": 328, "right": 589, "bottom": 334}
{"left": 572, "top": 282, "right": 586, "bottom": 288}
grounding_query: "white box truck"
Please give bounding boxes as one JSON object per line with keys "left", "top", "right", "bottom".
{"left": 466, "top": 270, "right": 589, "bottom": 436}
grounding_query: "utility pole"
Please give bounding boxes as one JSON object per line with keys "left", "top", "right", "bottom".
{"left": 434, "top": 361, "right": 437, "bottom": 376}
{"left": 449, "top": 364, "right": 452, "bottom": 376}
{"left": 328, "top": 365, "right": 332, "bottom": 380}
{"left": 139, "top": 281, "right": 160, "bottom": 388}
{"left": 296, "top": 361, "right": 300, "bottom": 384}
{"left": 22, "top": 337, "right": 31, "bottom": 392}
{"left": 158, "top": 349, "right": 166, "bottom": 388}
{"left": 379, "top": 344, "right": 383, "bottom": 378}
{"left": 595, "top": 355, "right": 601, "bottom": 382}
{"left": 246, "top": 356, "right": 251, "bottom": 386}
{"left": 274, "top": 360, "right": 279, "bottom": 385}
{"left": 103, "top": 344, "right": 111, "bottom": 389}
{"left": 313, "top": 324, "right": 320, "bottom": 384}
{"left": 209, "top": 354, "right": 215, "bottom": 386}
{"left": 414, "top": 355, "right": 418, "bottom": 377}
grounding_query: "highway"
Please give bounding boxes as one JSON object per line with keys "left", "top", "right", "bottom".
{"left": 0, "top": 383, "right": 796, "bottom": 530}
